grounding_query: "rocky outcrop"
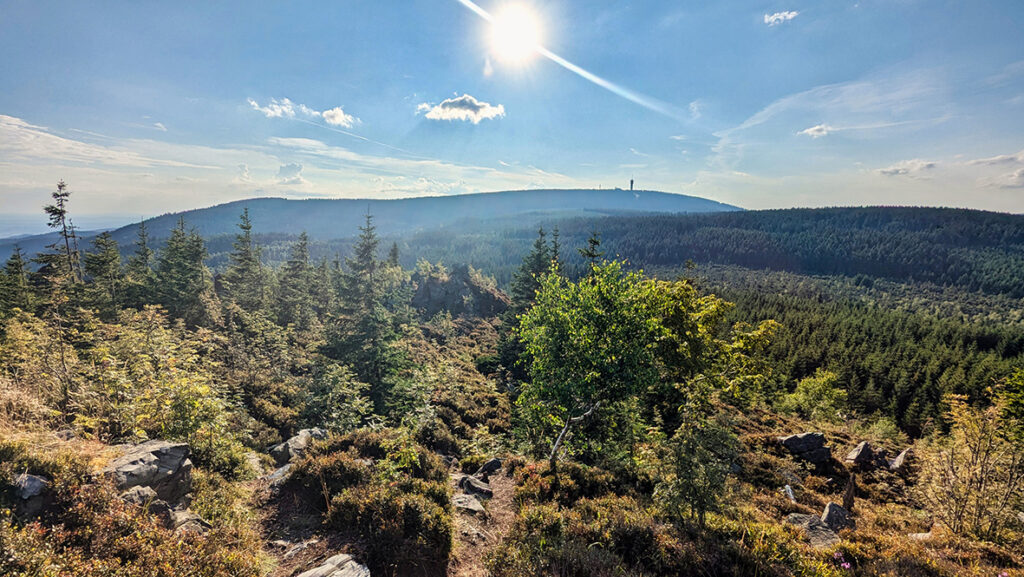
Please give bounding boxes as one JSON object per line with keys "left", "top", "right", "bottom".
{"left": 845, "top": 441, "right": 874, "bottom": 466}
{"left": 889, "top": 448, "right": 911, "bottom": 472}
{"left": 778, "top": 432, "right": 832, "bottom": 466}
{"left": 785, "top": 513, "right": 840, "bottom": 548}
{"left": 296, "top": 553, "right": 371, "bottom": 577}
{"left": 101, "top": 440, "right": 193, "bottom": 504}
{"left": 458, "top": 474, "right": 494, "bottom": 498}
{"left": 474, "top": 457, "right": 502, "bottom": 477}
{"left": 453, "top": 493, "right": 486, "bottom": 515}
{"left": 270, "top": 428, "right": 327, "bottom": 467}
{"left": 821, "top": 502, "right": 855, "bottom": 531}
{"left": 412, "top": 264, "right": 510, "bottom": 319}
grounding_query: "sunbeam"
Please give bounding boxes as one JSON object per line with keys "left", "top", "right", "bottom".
{"left": 456, "top": 0, "right": 688, "bottom": 121}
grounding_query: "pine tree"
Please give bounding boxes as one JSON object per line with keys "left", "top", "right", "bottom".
{"left": 497, "top": 228, "right": 557, "bottom": 384}
{"left": 0, "top": 247, "right": 34, "bottom": 317}
{"left": 35, "top": 181, "right": 83, "bottom": 287}
{"left": 155, "top": 217, "right": 216, "bottom": 325}
{"left": 578, "top": 231, "right": 604, "bottom": 267}
{"left": 387, "top": 242, "right": 400, "bottom": 267}
{"left": 276, "top": 232, "right": 315, "bottom": 329}
{"left": 83, "top": 232, "right": 123, "bottom": 319}
{"left": 124, "top": 219, "right": 156, "bottom": 308}
{"left": 220, "top": 208, "right": 267, "bottom": 312}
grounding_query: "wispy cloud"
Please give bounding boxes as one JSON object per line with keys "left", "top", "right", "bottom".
{"left": 968, "top": 149, "right": 1024, "bottom": 166}
{"left": 417, "top": 94, "right": 505, "bottom": 124}
{"left": 798, "top": 124, "right": 834, "bottom": 138}
{"left": 153, "top": 122, "right": 167, "bottom": 132}
{"left": 877, "top": 159, "right": 936, "bottom": 177}
{"left": 764, "top": 11, "right": 799, "bottom": 26}
{"left": 276, "top": 163, "right": 305, "bottom": 185}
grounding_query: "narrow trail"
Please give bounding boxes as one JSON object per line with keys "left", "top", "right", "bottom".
{"left": 448, "top": 470, "right": 517, "bottom": 577}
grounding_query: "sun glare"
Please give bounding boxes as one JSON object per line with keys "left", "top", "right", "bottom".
{"left": 490, "top": 4, "right": 542, "bottom": 64}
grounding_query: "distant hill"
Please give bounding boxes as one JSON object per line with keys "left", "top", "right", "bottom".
{"left": 0, "top": 188, "right": 739, "bottom": 260}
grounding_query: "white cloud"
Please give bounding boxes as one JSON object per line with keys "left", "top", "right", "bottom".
{"left": 322, "top": 107, "right": 358, "bottom": 128}
{"left": 418, "top": 94, "right": 505, "bottom": 124}
{"left": 968, "top": 149, "right": 1024, "bottom": 166}
{"left": 248, "top": 98, "right": 361, "bottom": 127}
{"left": 798, "top": 124, "right": 834, "bottom": 138}
{"left": 1000, "top": 167, "right": 1024, "bottom": 188}
{"left": 689, "top": 100, "right": 702, "bottom": 119}
{"left": 669, "top": 135, "right": 687, "bottom": 141}
{"left": 153, "top": 122, "right": 167, "bottom": 132}
{"left": 877, "top": 159, "right": 937, "bottom": 177}
{"left": 764, "top": 11, "right": 799, "bottom": 26}
{"left": 276, "top": 163, "right": 305, "bottom": 185}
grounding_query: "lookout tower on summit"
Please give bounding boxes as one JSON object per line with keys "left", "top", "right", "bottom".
{"left": 630, "top": 178, "right": 634, "bottom": 191}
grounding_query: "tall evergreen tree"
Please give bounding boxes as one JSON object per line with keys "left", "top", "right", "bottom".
{"left": 578, "top": 231, "right": 604, "bottom": 267}
{"left": 0, "top": 247, "right": 34, "bottom": 317}
{"left": 498, "top": 228, "right": 556, "bottom": 384}
{"left": 124, "top": 219, "right": 156, "bottom": 308}
{"left": 220, "top": 208, "right": 267, "bottom": 312}
{"left": 155, "top": 217, "right": 216, "bottom": 325}
{"left": 83, "top": 232, "right": 123, "bottom": 319}
{"left": 387, "top": 242, "right": 400, "bottom": 267}
{"left": 276, "top": 232, "right": 315, "bottom": 329}
{"left": 34, "top": 181, "right": 83, "bottom": 288}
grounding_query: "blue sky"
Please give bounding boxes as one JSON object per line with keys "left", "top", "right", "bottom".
{"left": 1, "top": 0, "right": 1023, "bottom": 234}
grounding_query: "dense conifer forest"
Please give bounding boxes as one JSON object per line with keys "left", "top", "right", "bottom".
{"left": 1, "top": 186, "right": 1022, "bottom": 576}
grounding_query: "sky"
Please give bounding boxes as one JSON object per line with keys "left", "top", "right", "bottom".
{"left": 1, "top": 0, "right": 1023, "bottom": 235}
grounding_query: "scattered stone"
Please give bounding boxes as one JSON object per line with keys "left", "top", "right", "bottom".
{"left": 169, "top": 509, "right": 211, "bottom": 534}
{"left": 439, "top": 454, "right": 459, "bottom": 469}
{"left": 889, "top": 449, "right": 911, "bottom": 472}
{"left": 265, "top": 463, "right": 294, "bottom": 487}
{"left": 453, "top": 493, "right": 486, "bottom": 515}
{"left": 101, "top": 440, "right": 193, "bottom": 504}
{"left": 459, "top": 521, "right": 488, "bottom": 544}
{"left": 782, "top": 484, "right": 797, "bottom": 503}
{"left": 777, "top": 432, "right": 832, "bottom": 466}
{"left": 908, "top": 530, "right": 934, "bottom": 541}
{"left": 821, "top": 502, "right": 855, "bottom": 531}
{"left": 120, "top": 485, "right": 158, "bottom": 506}
{"left": 458, "top": 474, "right": 493, "bottom": 498}
{"left": 842, "top": 474, "right": 857, "bottom": 512}
{"left": 13, "top": 473, "right": 49, "bottom": 517}
{"left": 295, "top": 553, "right": 371, "bottom": 577}
{"left": 845, "top": 441, "right": 874, "bottom": 466}
{"left": 282, "top": 539, "right": 318, "bottom": 561}
{"left": 270, "top": 428, "right": 327, "bottom": 467}
{"left": 54, "top": 429, "right": 75, "bottom": 441}
{"left": 785, "top": 513, "right": 841, "bottom": 548}
{"left": 474, "top": 457, "right": 502, "bottom": 477}
{"left": 780, "top": 470, "right": 803, "bottom": 487}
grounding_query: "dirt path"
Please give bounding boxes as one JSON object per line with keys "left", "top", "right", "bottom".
{"left": 448, "top": 471, "right": 517, "bottom": 577}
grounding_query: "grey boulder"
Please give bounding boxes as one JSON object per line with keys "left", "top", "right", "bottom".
{"left": 785, "top": 513, "right": 840, "bottom": 548}
{"left": 845, "top": 441, "right": 874, "bottom": 466}
{"left": 458, "top": 474, "right": 493, "bottom": 498}
{"left": 889, "top": 449, "right": 911, "bottom": 472}
{"left": 821, "top": 502, "right": 855, "bottom": 531}
{"left": 474, "top": 458, "right": 502, "bottom": 477}
{"left": 13, "top": 473, "right": 50, "bottom": 517}
{"left": 453, "top": 493, "right": 486, "bottom": 515}
{"left": 101, "top": 440, "right": 193, "bottom": 504}
{"left": 296, "top": 553, "right": 371, "bottom": 577}
{"left": 270, "top": 428, "right": 327, "bottom": 466}
{"left": 778, "top": 433, "right": 832, "bottom": 466}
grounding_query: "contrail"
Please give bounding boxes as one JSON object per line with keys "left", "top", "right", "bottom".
{"left": 456, "top": 0, "right": 688, "bottom": 122}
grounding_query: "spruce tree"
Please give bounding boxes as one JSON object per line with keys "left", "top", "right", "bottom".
{"left": 83, "top": 232, "right": 123, "bottom": 319}
{"left": 276, "top": 232, "right": 315, "bottom": 329}
{"left": 220, "top": 208, "right": 267, "bottom": 312}
{"left": 124, "top": 219, "right": 156, "bottom": 308}
{"left": 41, "top": 180, "right": 82, "bottom": 283}
{"left": 0, "top": 247, "right": 34, "bottom": 317}
{"left": 155, "top": 217, "right": 215, "bottom": 325}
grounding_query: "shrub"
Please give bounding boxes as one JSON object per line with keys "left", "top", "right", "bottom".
{"left": 776, "top": 369, "right": 847, "bottom": 423}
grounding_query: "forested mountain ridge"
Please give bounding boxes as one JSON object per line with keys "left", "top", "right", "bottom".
{"left": 0, "top": 188, "right": 739, "bottom": 261}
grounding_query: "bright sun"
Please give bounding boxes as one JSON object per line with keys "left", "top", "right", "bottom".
{"left": 490, "top": 5, "right": 542, "bottom": 64}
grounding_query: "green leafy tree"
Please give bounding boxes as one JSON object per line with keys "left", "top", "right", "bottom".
{"left": 517, "top": 260, "right": 659, "bottom": 472}
{"left": 302, "top": 364, "right": 372, "bottom": 433}
{"left": 220, "top": 208, "right": 268, "bottom": 312}
{"left": 83, "top": 232, "right": 123, "bottom": 319}
{"left": 776, "top": 369, "right": 847, "bottom": 423}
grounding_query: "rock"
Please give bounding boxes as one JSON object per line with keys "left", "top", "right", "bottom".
{"left": 120, "top": 485, "right": 158, "bottom": 506}
{"left": 411, "top": 264, "right": 511, "bottom": 319}
{"left": 474, "top": 457, "right": 502, "bottom": 477}
{"left": 270, "top": 428, "right": 327, "bottom": 467}
{"left": 889, "top": 449, "right": 911, "bottom": 472}
{"left": 458, "top": 474, "right": 493, "bottom": 498}
{"left": 101, "top": 440, "right": 193, "bottom": 504}
{"left": 842, "top": 474, "right": 857, "bottom": 512}
{"left": 169, "top": 509, "right": 211, "bottom": 534}
{"left": 282, "top": 540, "right": 318, "bottom": 561}
{"left": 459, "top": 522, "right": 488, "bottom": 544}
{"left": 13, "top": 473, "right": 49, "bottom": 517}
{"left": 1017, "top": 511, "right": 1024, "bottom": 525}
{"left": 265, "top": 463, "right": 294, "bottom": 487}
{"left": 821, "top": 502, "right": 855, "bottom": 531}
{"left": 908, "top": 531, "right": 934, "bottom": 541}
{"left": 785, "top": 513, "right": 840, "bottom": 548}
{"left": 439, "top": 454, "right": 459, "bottom": 469}
{"left": 453, "top": 493, "right": 486, "bottom": 515}
{"left": 244, "top": 452, "right": 265, "bottom": 476}
{"left": 296, "top": 553, "right": 371, "bottom": 577}
{"left": 845, "top": 441, "right": 874, "bottom": 466}
{"left": 54, "top": 429, "right": 75, "bottom": 441}
{"left": 782, "top": 484, "right": 797, "bottom": 503}
{"left": 778, "top": 433, "right": 832, "bottom": 466}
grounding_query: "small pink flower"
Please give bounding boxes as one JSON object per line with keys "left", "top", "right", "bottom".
{"left": 842, "top": 562, "right": 851, "bottom": 570}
